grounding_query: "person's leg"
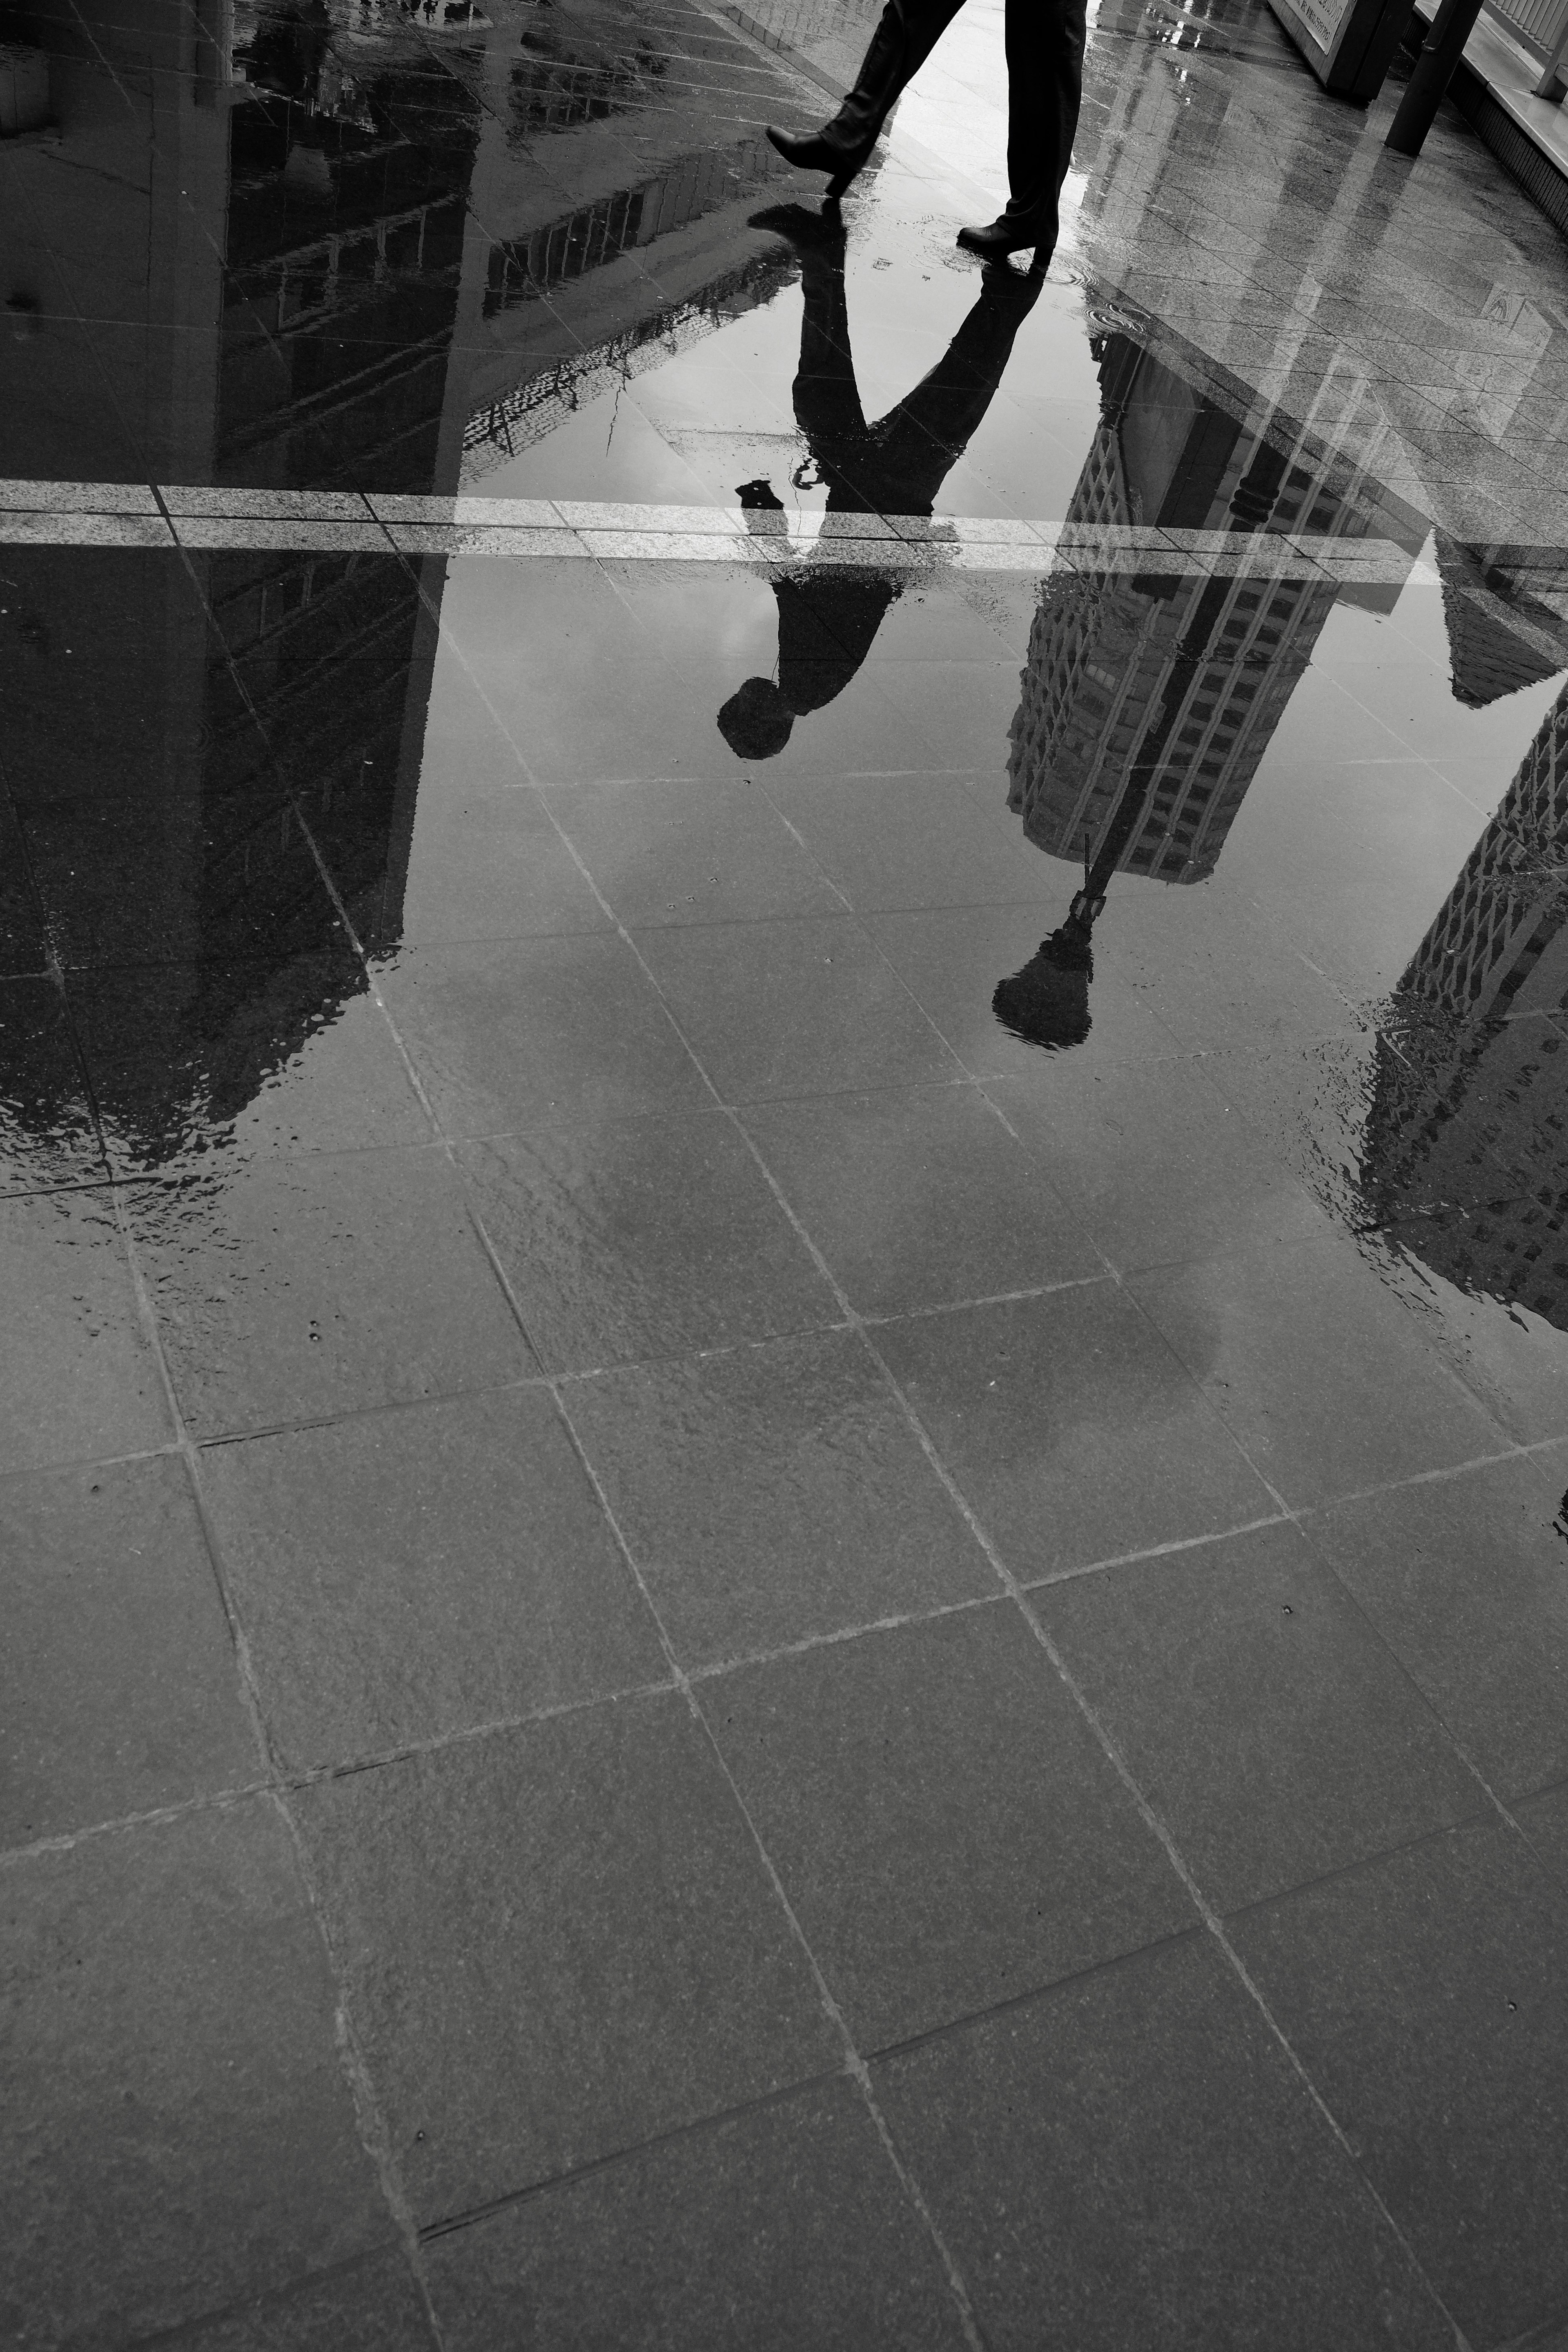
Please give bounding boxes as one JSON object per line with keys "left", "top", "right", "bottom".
{"left": 831, "top": 0, "right": 969, "bottom": 146}
{"left": 1004, "top": 0, "right": 1085, "bottom": 220}
{"left": 956, "top": 0, "right": 1086, "bottom": 254}
{"left": 767, "top": 0, "right": 968, "bottom": 187}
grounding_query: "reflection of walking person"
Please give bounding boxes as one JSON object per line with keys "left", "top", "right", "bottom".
{"left": 766, "top": 0, "right": 1085, "bottom": 258}
{"left": 718, "top": 207, "right": 1040, "bottom": 762}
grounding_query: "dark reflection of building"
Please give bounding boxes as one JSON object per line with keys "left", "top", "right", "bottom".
{"left": 1361, "top": 685, "right": 1568, "bottom": 1329}
{"left": 993, "top": 301, "right": 1432, "bottom": 1050}
{"left": 1007, "top": 318, "right": 1426, "bottom": 890}
{"left": 0, "top": 0, "right": 846, "bottom": 1163}
{"left": 0, "top": 0, "right": 486, "bottom": 1165}
{"left": 457, "top": 0, "right": 820, "bottom": 481}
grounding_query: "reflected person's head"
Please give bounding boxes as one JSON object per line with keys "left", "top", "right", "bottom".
{"left": 718, "top": 676, "right": 795, "bottom": 761}
{"left": 993, "top": 922, "right": 1094, "bottom": 1053}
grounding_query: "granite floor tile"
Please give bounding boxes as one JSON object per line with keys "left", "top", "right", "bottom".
{"left": 764, "top": 770, "right": 1056, "bottom": 913}
{"left": 456, "top": 1111, "right": 836, "bottom": 1373}
{"left": 875, "top": 1285, "right": 1276, "bottom": 1579}
{"left": 198, "top": 1389, "right": 666, "bottom": 1773}
{"left": 708, "top": 1606, "right": 1189, "bottom": 2050}
{"left": 632, "top": 916, "right": 961, "bottom": 1104}
{"left": 127, "top": 1149, "right": 533, "bottom": 1439}
{"left": 993, "top": 1054, "right": 1334, "bottom": 1275}
{"left": 1, "top": 1453, "right": 257, "bottom": 1847}
{"left": 863, "top": 904, "right": 1186, "bottom": 1077}
{"left": 1305, "top": 1456, "right": 1568, "bottom": 1798}
{"left": 71, "top": 959, "right": 429, "bottom": 1177}
{"left": 1515, "top": 1780, "right": 1568, "bottom": 1892}
{"left": 0, "top": 1187, "right": 171, "bottom": 1474}
{"left": 292, "top": 1693, "right": 839, "bottom": 2225}
{"left": 1033, "top": 1519, "right": 1486, "bottom": 1913}
{"left": 549, "top": 776, "right": 845, "bottom": 928}
{"left": 0, "top": 1803, "right": 394, "bottom": 2352}
{"left": 1231, "top": 1819, "right": 1568, "bottom": 2350}
{"left": 377, "top": 936, "right": 711, "bottom": 1137}
{"left": 1106, "top": 883, "right": 1362, "bottom": 1056}
{"left": 395, "top": 777, "right": 610, "bottom": 949}
{"left": 740, "top": 1082, "right": 1101, "bottom": 1317}
{"left": 872, "top": 1932, "right": 1452, "bottom": 2352}
{"left": 1131, "top": 1233, "right": 1505, "bottom": 1508}
{"left": 423, "top": 2078, "right": 969, "bottom": 2352}
{"left": 145, "top": 2251, "right": 435, "bottom": 2352}
{"left": 854, "top": 656, "right": 1025, "bottom": 774}
{"left": 560, "top": 1329, "right": 996, "bottom": 1668}
{"left": 485, "top": 655, "right": 747, "bottom": 785}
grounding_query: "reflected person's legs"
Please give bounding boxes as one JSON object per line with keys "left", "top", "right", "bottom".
{"left": 789, "top": 229, "right": 871, "bottom": 478}
{"left": 869, "top": 263, "right": 1043, "bottom": 513}
{"left": 718, "top": 224, "right": 881, "bottom": 762}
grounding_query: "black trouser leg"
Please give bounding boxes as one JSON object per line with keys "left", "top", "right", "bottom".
{"left": 872, "top": 266, "right": 1042, "bottom": 507}
{"left": 999, "top": 0, "right": 1086, "bottom": 225}
{"left": 791, "top": 252, "right": 868, "bottom": 454}
{"left": 827, "top": 0, "right": 970, "bottom": 150}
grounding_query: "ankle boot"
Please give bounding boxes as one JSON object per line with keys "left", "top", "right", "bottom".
{"left": 765, "top": 124, "right": 875, "bottom": 198}
{"left": 766, "top": 2, "right": 906, "bottom": 196}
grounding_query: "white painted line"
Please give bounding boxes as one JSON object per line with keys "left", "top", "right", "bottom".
{"left": 0, "top": 482, "right": 1473, "bottom": 596}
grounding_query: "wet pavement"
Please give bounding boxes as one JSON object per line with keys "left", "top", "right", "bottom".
{"left": 7, "top": 0, "right": 1568, "bottom": 2340}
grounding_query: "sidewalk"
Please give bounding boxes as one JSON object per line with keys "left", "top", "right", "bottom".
{"left": 4, "top": 0, "right": 1568, "bottom": 2343}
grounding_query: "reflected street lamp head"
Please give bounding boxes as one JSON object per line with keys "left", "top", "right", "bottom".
{"left": 718, "top": 677, "right": 796, "bottom": 761}
{"left": 993, "top": 906, "right": 1096, "bottom": 1053}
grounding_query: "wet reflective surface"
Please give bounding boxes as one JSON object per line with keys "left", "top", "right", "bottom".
{"left": 8, "top": 0, "right": 1568, "bottom": 2339}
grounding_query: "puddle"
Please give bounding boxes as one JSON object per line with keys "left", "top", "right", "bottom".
{"left": 5, "top": 0, "right": 1568, "bottom": 1406}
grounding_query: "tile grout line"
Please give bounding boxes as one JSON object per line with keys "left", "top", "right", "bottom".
{"left": 192, "top": 653, "right": 1547, "bottom": 2352}
{"left": 543, "top": 1359, "right": 991, "bottom": 2352}
{"left": 662, "top": 1006, "right": 1479, "bottom": 2345}
{"left": 129, "top": 514, "right": 458, "bottom": 2352}
{"left": 399, "top": 737, "right": 1474, "bottom": 2343}
{"left": 288, "top": 741, "right": 994, "bottom": 2352}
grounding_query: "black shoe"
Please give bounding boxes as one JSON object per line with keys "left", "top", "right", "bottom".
{"left": 766, "top": 122, "right": 875, "bottom": 198}
{"left": 956, "top": 211, "right": 1056, "bottom": 260}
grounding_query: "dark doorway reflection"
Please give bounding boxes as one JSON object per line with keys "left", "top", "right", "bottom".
{"left": 718, "top": 206, "right": 1041, "bottom": 760}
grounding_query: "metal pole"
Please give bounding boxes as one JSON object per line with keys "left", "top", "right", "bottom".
{"left": 1385, "top": 0, "right": 1487, "bottom": 154}
{"left": 1533, "top": 9, "right": 1568, "bottom": 102}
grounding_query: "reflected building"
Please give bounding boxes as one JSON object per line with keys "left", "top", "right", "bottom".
{"left": 1007, "top": 314, "right": 1426, "bottom": 890}
{"left": 0, "top": 0, "right": 485, "bottom": 1164}
{"left": 0, "top": 0, "right": 856, "bottom": 1163}
{"left": 1361, "top": 684, "right": 1568, "bottom": 1330}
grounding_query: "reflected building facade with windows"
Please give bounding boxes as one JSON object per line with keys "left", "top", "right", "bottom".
{"left": 1362, "top": 684, "right": 1568, "bottom": 1331}
{"left": 1007, "top": 314, "right": 1427, "bottom": 892}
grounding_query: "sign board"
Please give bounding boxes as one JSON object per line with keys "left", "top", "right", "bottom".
{"left": 1266, "top": 0, "right": 1417, "bottom": 96}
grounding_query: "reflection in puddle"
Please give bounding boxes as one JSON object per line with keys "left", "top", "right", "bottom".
{"left": 5, "top": 0, "right": 1568, "bottom": 1392}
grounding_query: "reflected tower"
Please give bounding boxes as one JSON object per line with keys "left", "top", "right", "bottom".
{"left": 1007, "top": 317, "right": 1425, "bottom": 890}
{"left": 993, "top": 301, "right": 1427, "bottom": 1049}
{"left": 1363, "top": 683, "right": 1568, "bottom": 1329}
{"left": 0, "top": 0, "right": 486, "bottom": 1164}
